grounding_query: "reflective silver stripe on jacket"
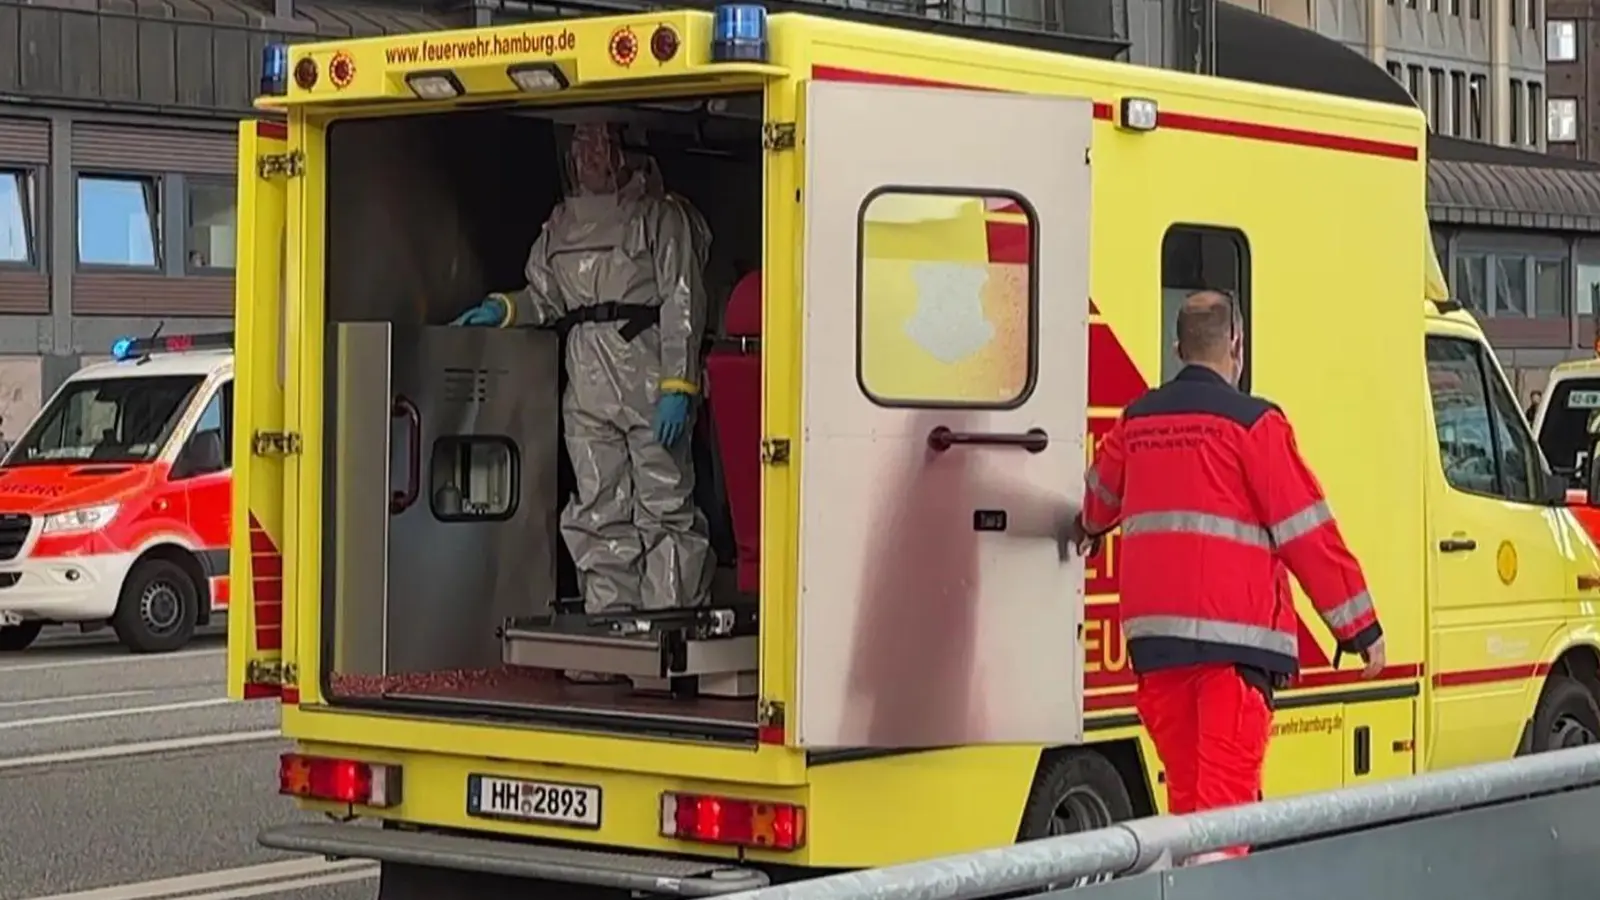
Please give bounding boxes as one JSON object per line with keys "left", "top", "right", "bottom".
{"left": 1123, "top": 614, "right": 1298, "bottom": 658}
{"left": 1268, "top": 501, "right": 1333, "bottom": 547}
{"left": 1320, "top": 589, "right": 1374, "bottom": 630}
{"left": 1122, "top": 511, "right": 1271, "bottom": 548}
{"left": 1085, "top": 469, "right": 1120, "bottom": 508}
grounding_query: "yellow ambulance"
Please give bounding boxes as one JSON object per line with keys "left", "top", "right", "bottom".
{"left": 229, "top": 6, "right": 1600, "bottom": 896}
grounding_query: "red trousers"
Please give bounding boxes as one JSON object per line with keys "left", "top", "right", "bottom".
{"left": 1135, "top": 664, "right": 1272, "bottom": 824}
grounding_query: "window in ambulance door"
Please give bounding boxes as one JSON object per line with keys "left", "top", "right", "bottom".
{"left": 1425, "top": 337, "right": 1542, "bottom": 503}
{"left": 856, "top": 189, "right": 1037, "bottom": 408}
{"left": 1160, "top": 226, "right": 1251, "bottom": 390}
{"left": 184, "top": 381, "right": 233, "bottom": 472}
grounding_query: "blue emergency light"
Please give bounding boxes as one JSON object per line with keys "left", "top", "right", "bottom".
{"left": 110, "top": 336, "right": 136, "bottom": 362}
{"left": 711, "top": 4, "right": 769, "bottom": 64}
{"left": 110, "top": 331, "right": 235, "bottom": 362}
{"left": 261, "top": 43, "right": 290, "bottom": 97}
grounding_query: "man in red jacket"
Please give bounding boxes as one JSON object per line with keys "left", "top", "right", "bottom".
{"left": 1072, "top": 290, "right": 1385, "bottom": 861}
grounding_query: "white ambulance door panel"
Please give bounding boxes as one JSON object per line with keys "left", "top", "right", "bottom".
{"left": 796, "top": 81, "right": 1092, "bottom": 749}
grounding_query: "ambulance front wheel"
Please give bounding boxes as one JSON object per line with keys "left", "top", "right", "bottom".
{"left": 112, "top": 557, "right": 200, "bottom": 654}
{"left": 0, "top": 620, "right": 43, "bottom": 651}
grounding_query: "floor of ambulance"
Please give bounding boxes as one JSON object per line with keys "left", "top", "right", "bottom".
{"left": 329, "top": 665, "right": 756, "bottom": 724}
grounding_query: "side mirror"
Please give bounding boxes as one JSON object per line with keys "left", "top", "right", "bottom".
{"left": 175, "top": 430, "right": 225, "bottom": 478}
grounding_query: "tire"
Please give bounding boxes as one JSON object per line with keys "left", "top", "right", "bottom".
{"left": 1015, "top": 750, "right": 1136, "bottom": 888}
{"left": 1528, "top": 674, "right": 1600, "bottom": 753}
{"left": 0, "top": 620, "right": 43, "bottom": 652}
{"left": 112, "top": 557, "right": 200, "bottom": 654}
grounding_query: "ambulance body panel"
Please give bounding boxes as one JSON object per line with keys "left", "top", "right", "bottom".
{"left": 230, "top": 9, "right": 1600, "bottom": 893}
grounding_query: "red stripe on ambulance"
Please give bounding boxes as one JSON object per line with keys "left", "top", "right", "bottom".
{"left": 248, "top": 513, "right": 284, "bottom": 652}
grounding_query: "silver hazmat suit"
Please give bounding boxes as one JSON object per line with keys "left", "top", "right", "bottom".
{"left": 502, "top": 136, "right": 714, "bottom": 615}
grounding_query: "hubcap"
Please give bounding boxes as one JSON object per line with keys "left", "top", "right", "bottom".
{"left": 139, "top": 580, "right": 184, "bottom": 634}
{"left": 1551, "top": 714, "right": 1598, "bottom": 749}
{"left": 1045, "top": 787, "right": 1116, "bottom": 887}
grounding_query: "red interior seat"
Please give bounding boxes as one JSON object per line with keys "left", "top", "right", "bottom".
{"left": 705, "top": 271, "right": 762, "bottom": 595}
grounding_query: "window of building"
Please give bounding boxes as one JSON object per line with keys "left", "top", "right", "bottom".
{"left": 1470, "top": 0, "right": 1481, "bottom": 19}
{"left": 1549, "top": 97, "right": 1579, "bottom": 143}
{"left": 0, "top": 169, "right": 36, "bottom": 266}
{"left": 1495, "top": 255, "right": 1528, "bottom": 315}
{"left": 184, "top": 181, "right": 236, "bottom": 272}
{"left": 1529, "top": 82, "right": 1543, "bottom": 148}
{"left": 1510, "top": 79, "right": 1524, "bottom": 144}
{"left": 1549, "top": 19, "right": 1578, "bottom": 61}
{"left": 1469, "top": 75, "right": 1486, "bottom": 139}
{"left": 1450, "top": 71, "right": 1467, "bottom": 136}
{"left": 1509, "top": 0, "right": 1517, "bottom": 27}
{"left": 1527, "top": 0, "right": 1537, "bottom": 29}
{"left": 1159, "top": 226, "right": 1250, "bottom": 389}
{"left": 1534, "top": 257, "right": 1567, "bottom": 319}
{"left": 1577, "top": 240, "right": 1600, "bottom": 315}
{"left": 856, "top": 190, "right": 1036, "bottom": 408}
{"left": 1454, "top": 252, "right": 1488, "bottom": 313}
{"left": 1408, "top": 65, "right": 1425, "bottom": 104}
{"left": 1450, "top": 0, "right": 1459, "bottom": 14}
{"left": 1387, "top": 60, "right": 1404, "bottom": 82}
{"left": 1429, "top": 69, "right": 1446, "bottom": 131}
{"left": 77, "top": 174, "right": 159, "bottom": 268}
{"left": 1426, "top": 336, "right": 1541, "bottom": 502}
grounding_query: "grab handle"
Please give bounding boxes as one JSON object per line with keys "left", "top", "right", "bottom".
{"left": 928, "top": 426, "right": 1049, "bottom": 454}
{"left": 391, "top": 395, "right": 422, "bottom": 515}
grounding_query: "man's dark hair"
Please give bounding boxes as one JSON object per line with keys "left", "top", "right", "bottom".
{"left": 1175, "top": 290, "right": 1237, "bottom": 361}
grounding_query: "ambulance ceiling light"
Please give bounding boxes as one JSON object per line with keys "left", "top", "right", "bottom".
{"left": 711, "top": 4, "right": 769, "bottom": 64}
{"left": 261, "top": 43, "right": 289, "bottom": 97}
{"left": 404, "top": 70, "right": 465, "bottom": 100}
{"left": 1118, "top": 97, "right": 1159, "bottom": 132}
{"left": 507, "top": 63, "right": 569, "bottom": 93}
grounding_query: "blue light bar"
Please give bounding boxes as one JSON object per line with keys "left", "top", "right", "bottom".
{"left": 261, "top": 43, "right": 290, "bottom": 97}
{"left": 711, "top": 4, "right": 769, "bottom": 64}
{"left": 109, "top": 332, "right": 235, "bottom": 362}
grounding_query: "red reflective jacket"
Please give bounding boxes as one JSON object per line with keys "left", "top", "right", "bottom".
{"left": 1082, "top": 366, "right": 1382, "bottom": 677}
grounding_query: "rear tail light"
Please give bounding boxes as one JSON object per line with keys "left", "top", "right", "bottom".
{"left": 279, "top": 753, "right": 401, "bottom": 808}
{"left": 661, "top": 792, "right": 806, "bottom": 851}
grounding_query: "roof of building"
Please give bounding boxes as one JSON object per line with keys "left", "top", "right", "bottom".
{"left": 1215, "top": 2, "right": 1600, "bottom": 232}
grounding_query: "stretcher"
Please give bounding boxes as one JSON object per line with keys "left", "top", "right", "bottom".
{"left": 500, "top": 602, "right": 759, "bottom": 698}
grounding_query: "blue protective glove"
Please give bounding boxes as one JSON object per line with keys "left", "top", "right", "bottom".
{"left": 653, "top": 392, "right": 691, "bottom": 448}
{"left": 450, "top": 295, "right": 507, "bottom": 327}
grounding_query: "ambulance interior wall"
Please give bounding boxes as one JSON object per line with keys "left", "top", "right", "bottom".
{"left": 323, "top": 107, "right": 761, "bottom": 605}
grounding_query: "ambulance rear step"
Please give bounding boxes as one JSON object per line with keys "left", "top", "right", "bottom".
{"left": 500, "top": 605, "right": 758, "bottom": 698}
{"left": 258, "top": 822, "right": 770, "bottom": 896}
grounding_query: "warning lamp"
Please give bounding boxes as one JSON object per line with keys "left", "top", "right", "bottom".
{"left": 261, "top": 44, "right": 289, "bottom": 97}
{"left": 661, "top": 792, "right": 805, "bottom": 851}
{"left": 507, "top": 63, "right": 569, "bottom": 93}
{"left": 279, "top": 753, "right": 401, "bottom": 808}
{"left": 110, "top": 336, "right": 136, "bottom": 362}
{"left": 293, "top": 57, "right": 318, "bottom": 91}
{"left": 650, "top": 25, "right": 681, "bottom": 63}
{"left": 710, "top": 4, "right": 769, "bottom": 64}
{"left": 1118, "top": 97, "right": 1159, "bottom": 132}
{"left": 404, "top": 70, "right": 465, "bottom": 100}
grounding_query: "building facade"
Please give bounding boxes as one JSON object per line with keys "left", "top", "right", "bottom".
{"left": 1545, "top": 0, "right": 1600, "bottom": 159}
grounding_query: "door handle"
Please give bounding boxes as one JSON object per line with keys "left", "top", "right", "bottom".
{"left": 390, "top": 395, "right": 422, "bottom": 515}
{"left": 927, "top": 426, "right": 1049, "bottom": 454}
{"left": 1579, "top": 574, "right": 1600, "bottom": 592}
{"left": 1439, "top": 537, "right": 1477, "bottom": 553}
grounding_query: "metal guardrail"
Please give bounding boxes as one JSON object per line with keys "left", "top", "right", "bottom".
{"left": 724, "top": 745, "right": 1600, "bottom": 900}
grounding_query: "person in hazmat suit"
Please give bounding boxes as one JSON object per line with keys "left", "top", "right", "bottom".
{"left": 451, "top": 122, "right": 714, "bottom": 620}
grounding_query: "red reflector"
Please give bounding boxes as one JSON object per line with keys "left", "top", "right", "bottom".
{"left": 757, "top": 724, "right": 784, "bottom": 745}
{"left": 278, "top": 753, "right": 400, "bottom": 808}
{"left": 242, "top": 682, "right": 281, "bottom": 700}
{"left": 661, "top": 792, "right": 805, "bottom": 851}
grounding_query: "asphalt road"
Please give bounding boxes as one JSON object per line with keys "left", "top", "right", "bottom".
{"left": 0, "top": 625, "right": 380, "bottom": 900}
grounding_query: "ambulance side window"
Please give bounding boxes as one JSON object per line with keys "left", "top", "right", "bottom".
{"left": 1425, "top": 337, "right": 1540, "bottom": 502}
{"left": 1160, "top": 226, "right": 1250, "bottom": 391}
{"left": 189, "top": 381, "right": 233, "bottom": 470}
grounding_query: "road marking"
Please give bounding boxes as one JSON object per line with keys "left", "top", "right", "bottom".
{"left": 15, "top": 858, "right": 377, "bottom": 900}
{"left": 0, "top": 697, "right": 233, "bottom": 730}
{"left": 0, "top": 729, "right": 282, "bottom": 770}
{"left": 186, "top": 868, "right": 378, "bottom": 900}
{"left": 0, "top": 689, "right": 154, "bottom": 709}
{"left": 0, "top": 647, "right": 224, "bottom": 673}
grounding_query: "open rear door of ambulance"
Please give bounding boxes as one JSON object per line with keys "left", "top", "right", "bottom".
{"left": 797, "top": 80, "right": 1092, "bottom": 749}
{"left": 228, "top": 119, "right": 293, "bottom": 701}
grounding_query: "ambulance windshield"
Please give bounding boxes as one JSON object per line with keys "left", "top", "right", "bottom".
{"left": 9, "top": 375, "right": 202, "bottom": 465}
{"left": 1537, "top": 376, "right": 1600, "bottom": 488}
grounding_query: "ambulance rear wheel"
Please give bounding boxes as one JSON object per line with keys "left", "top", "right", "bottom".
{"left": 0, "top": 621, "right": 42, "bottom": 651}
{"left": 113, "top": 557, "right": 199, "bottom": 654}
{"left": 1529, "top": 674, "right": 1600, "bottom": 753}
{"left": 1016, "top": 750, "right": 1134, "bottom": 887}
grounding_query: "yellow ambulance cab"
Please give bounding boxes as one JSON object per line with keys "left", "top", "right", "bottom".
{"left": 228, "top": 5, "right": 1600, "bottom": 897}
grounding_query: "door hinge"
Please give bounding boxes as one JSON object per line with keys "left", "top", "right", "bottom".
{"left": 757, "top": 699, "right": 786, "bottom": 730}
{"left": 252, "top": 430, "right": 303, "bottom": 457}
{"left": 761, "top": 438, "right": 791, "bottom": 465}
{"left": 762, "top": 122, "right": 796, "bottom": 152}
{"left": 257, "top": 150, "right": 305, "bottom": 180}
{"left": 247, "top": 659, "right": 298, "bottom": 686}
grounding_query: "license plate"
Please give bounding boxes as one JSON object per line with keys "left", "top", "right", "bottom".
{"left": 466, "top": 774, "right": 601, "bottom": 829}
